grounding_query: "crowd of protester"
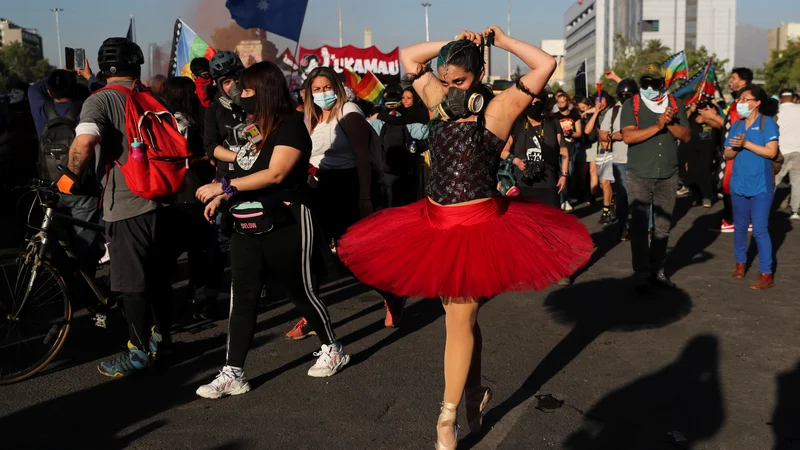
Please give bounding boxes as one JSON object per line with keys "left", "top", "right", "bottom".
{"left": 0, "top": 29, "right": 797, "bottom": 449}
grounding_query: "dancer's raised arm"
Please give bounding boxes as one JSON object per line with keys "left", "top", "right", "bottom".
{"left": 401, "top": 31, "right": 483, "bottom": 110}
{"left": 483, "top": 26, "right": 557, "bottom": 141}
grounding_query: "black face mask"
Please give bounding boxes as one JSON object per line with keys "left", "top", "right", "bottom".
{"left": 525, "top": 102, "right": 545, "bottom": 119}
{"left": 437, "top": 84, "right": 491, "bottom": 120}
{"left": 558, "top": 105, "right": 569, "bottom": 112}
{"left": 240, "top": 96, "right": 257, "bottom": 115}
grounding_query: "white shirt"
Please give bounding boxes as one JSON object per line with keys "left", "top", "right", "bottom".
{"left": 777, "top": 103, "right": 800, "bottom": 155}
{"left": 600, "top": 101, "right": 629, "bottom": 164}
{"left": 310, "top": 102, "right": 362, "bottom": 170}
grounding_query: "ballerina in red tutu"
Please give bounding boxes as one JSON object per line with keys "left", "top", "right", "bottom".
{"left": 337, "top": 26, "right": 593, "bottom": 449}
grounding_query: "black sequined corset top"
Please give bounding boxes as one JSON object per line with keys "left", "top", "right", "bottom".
{"left": 427, "top": 121, "right": 504, "bottom": 205}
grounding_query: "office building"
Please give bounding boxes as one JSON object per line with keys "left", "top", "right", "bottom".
{"left": 768, "top": 23, "right": 800, "bottom": 62}
{"left": 641, "top": 0, "right": 736, "bottom": 71}
{"left": 0, "top": 18, "right": 43, "bottom": 58}
{"left": 564, "top": 0, "right": 643, "bottom": 88}
{"left": 541, "top": 39, "right": 566, "bottom": 86}
{"left": 564, "top": 0, "right": 644, "bottom": 88}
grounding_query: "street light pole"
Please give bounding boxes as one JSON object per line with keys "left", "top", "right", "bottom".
{"left": 421, "top": 3, "right": 431, "bottom": 42}
{"left": 338, "top": 0, "right": 343, "bottom": 47}
{"left": 51, "top": 8, "right": 64, "bottom": 68}
{"left": 507, "top": 0, "right": 512, "bottom": 78}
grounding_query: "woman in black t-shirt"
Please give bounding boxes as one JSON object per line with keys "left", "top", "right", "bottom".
{"left": 194, "top": 61, "right": 350, "bottom": 399}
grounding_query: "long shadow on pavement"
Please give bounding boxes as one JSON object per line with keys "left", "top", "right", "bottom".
{"left": 771, "top": 360, "right": 800, "bottom": 450}
{"left": 461, "top": 276, "right": 692, "bottom": 449}
{"left": 665, "top": 211, "right": 722, "bottom": 278}
{"left": 563, "top": 334, "right": 725, "bottom": 450}
{"left": 746, "top": 209, "right": 794, "bottom": 275}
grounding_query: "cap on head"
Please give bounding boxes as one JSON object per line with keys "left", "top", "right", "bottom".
{"left": 780, "top": 89, "right": 796, "bottom": 98}
{"left": 640, "top": 63, "right": 666, "bottom": 81}
{"left": 98, "top": 37, "right": 144, "bottom": 75}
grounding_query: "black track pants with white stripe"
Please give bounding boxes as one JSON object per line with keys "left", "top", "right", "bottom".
{"left": 226, "top": 204, "right": 336, "bottom": 368}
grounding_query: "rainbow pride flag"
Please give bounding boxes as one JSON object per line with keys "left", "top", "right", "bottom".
{"left": 168, "top": 18, "right": 216, "bottom": 78}
{"left": 343, "top": 68, "right": 384, "bottom": 105}
{"left": 663, "top": 51, "right": 688, "bottom": 88}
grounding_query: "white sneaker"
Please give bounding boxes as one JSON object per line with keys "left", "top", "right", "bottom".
{"left": 791, "top": 212, "right": 800, "bottom": 220}
{"left": 196, "top": 366, "right": 251, "bottom": 399}
{"left": 676, "top": 187, "right": 690, "bottom": 196}
{"left": 561, "top": 202, "right": 574, "bottom": 212}
{"left": 307, "top": 342, "right": 350, "bottom": 378}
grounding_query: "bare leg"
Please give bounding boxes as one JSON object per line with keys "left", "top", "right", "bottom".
{"left": 437, "top": 297, "right": 480, "bottom": 448}
{"left": 602, "top": 179, "right": 613, "bottom": 206}
{"left": 465, "top": 322, "right": 483, "bottom": 389}
{"left": 589, "top": 162, "right": 599, "bottom": 201}
{"left": 442, "top": 297, "right": 480, "bottom": 404}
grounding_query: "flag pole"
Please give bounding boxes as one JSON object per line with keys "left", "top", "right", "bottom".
{"left": 584, "top": 58, "right": 588, "bottom": 95}
{"left": 131, "top": 15, "right": 136, "bottom": 43}
{"left": 290, "top": 2, "right": 311, "bottom": 90}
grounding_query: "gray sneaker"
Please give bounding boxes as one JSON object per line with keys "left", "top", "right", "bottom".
{"left": 702, "top": 199, "right": 712, "bottom": 208}
{"left": 791, "top": 212, "right": 800, "bottom": 221}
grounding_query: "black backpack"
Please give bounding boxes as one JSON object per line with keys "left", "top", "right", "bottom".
{"left": 39, "top": 101, "right": 82, "bottom": 181}
{"left": 380, "top": 119, "right": 413, "bottom": 176}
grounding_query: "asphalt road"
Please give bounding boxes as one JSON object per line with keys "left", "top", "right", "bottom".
{"left": 1, "top": 192, "right": 798, "bottom": 450}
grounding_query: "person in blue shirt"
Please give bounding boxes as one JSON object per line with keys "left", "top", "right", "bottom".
{"left": 28, "top": 70, "right": 79, "bottom": 136}
{"left": 724, "top": 84, "right": 780, "bottom": 290}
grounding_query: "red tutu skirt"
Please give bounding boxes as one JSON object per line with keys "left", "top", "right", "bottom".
{"left": 337, "top": 197, "right": 593, "bottom": 300}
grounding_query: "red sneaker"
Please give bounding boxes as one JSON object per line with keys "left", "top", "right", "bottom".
{"left": 720, "top": 220, "right": 734, "bottom": 233}
{"left": 285, "top": 318, "right": 316, "bottom": 340}
{"left": 384, "top": 298, "right": 406, "bottom": 328}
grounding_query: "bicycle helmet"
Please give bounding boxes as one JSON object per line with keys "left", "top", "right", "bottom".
{"left": 210, "top": 51, "right": 244, "bottom": 80}
{"left": 97, "top": 37, "right": 144, "bottom": 74}
{"left": 616, "top": 78, "right": 639, "bottom": 99}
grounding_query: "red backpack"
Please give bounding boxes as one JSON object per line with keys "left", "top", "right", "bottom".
{"left": 632, "top": 94, "right": 679, "bottom": 130}
{"left": 98, "top": 81, "right": 191, "bottom": 200}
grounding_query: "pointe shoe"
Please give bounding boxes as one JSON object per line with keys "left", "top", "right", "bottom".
{"left": 436, "top": 402, "right": 459, "bottom": 450}
{"left": 464, "top": 386, "right": 493, "bottom": 435}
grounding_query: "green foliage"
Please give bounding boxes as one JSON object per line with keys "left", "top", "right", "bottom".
{"left": 600, "top": 35, "right": 672, "bottom": 96}
{"left": 599, "top": 36, "right": 729, "bottom": 98}
{"left": 759, "top": 39, "right": 800, "bottom": 94}
{"left": 0, "top": 42, "right": 54, "bottom": 92}
{"left": 685, "top": 45, "right": 730, "bottom": 94}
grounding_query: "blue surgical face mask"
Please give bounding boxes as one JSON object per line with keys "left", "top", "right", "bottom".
{"left": 313, "top": 91, "right": 337, "bottom": 110}
{"left": 736, "top": 102, "right": 754, "bottom": 118}
{"left": 640, "top": 87, "right": 663, "bottom": 101}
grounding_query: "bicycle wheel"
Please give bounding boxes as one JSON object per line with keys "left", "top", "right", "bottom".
{"left": 0, "top": 250, "right": 72, "bottom": 385}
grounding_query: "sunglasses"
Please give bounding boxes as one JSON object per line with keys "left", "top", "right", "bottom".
{"left": 640, "top": 77, "right": 665, "bottom": 91}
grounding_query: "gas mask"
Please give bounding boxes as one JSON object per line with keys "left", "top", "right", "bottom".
{"left": 222, "top": 79, "right": 243, "bottom": 105}
{"left": 437, "top": 84, "right": 491, "bottom": 120}
{"left": 8, "top": 89, "right": 25, "bottom": 105}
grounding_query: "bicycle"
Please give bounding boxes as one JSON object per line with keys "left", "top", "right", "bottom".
{"left": 0, "top": 180, "right": 114, "bottom": 385}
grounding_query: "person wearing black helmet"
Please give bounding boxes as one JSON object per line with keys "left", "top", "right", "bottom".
{"left": 599, "top": 75, "right": 638, "bottom": 240}
{"left": 58, "top": 37, "right": 179, "bottom": 377}
{"left": 194, "top": 50, "right": 247, "bottom": 320}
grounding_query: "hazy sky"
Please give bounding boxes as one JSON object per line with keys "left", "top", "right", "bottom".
{"left": 3, "top": 0, "right": 799, "bottom": 77}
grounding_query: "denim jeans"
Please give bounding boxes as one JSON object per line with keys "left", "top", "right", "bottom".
{"left": 560, "top": 156, "right": 574, "bottom": 205}
{"left": 732, "top": 192, "right": 773, "bottom": 274}
{"left": 626, "top": 171, "right": 678, "bottom": 275}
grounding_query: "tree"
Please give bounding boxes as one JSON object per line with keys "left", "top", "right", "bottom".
{"left": 684, "top": 46, "right": 730, "bottom": 95}
{"left": 600, "top": 35, "right": 672, "bottom": 95}
{"left": 0, "top": 42, "right": 54, "bottom": 91}
{"left": 759, "top": 39, "right": 800, "bottom": 94}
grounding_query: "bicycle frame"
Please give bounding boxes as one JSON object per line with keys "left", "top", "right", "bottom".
{"left": 13, "top": 202, "right": 107, "bottom": 321}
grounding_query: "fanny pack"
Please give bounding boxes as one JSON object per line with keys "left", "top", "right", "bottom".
{"left": 230, "top": 201, "right": 274, "bottom": 235}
